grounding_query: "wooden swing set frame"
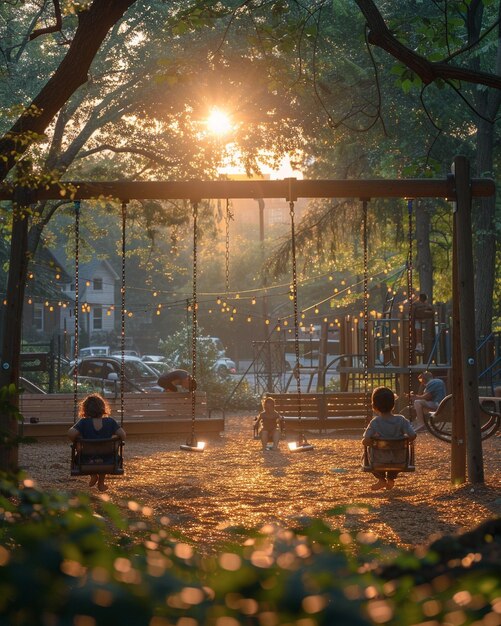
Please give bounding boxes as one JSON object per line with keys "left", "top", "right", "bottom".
{"left": 0, "top": 155, "right": 494, "bottom": 483}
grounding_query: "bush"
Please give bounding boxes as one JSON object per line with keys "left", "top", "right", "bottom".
{"left": 0, "top": 474, "right": 499, "bottom": 626}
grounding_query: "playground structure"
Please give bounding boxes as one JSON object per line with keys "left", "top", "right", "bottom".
{"left": 0, "top": 155, "right": 496, "bottom": 482}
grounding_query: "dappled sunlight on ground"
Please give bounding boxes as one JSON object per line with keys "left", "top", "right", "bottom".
{"left": 20, "top": 412, "right": 500, "bottom": 551}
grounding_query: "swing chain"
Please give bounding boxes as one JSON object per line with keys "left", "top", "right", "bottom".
{"left": 362, "top": 200, "right": 370, "bottom": 423}
{"left": 190, "top": 200, "right": 199, "bottom": 443}
{"left": 289, "top": 200, "right": 302, "bottom": 419}
{"left": 407, "top": 199, "right": 414, "bottom": 404}
{"left": 225, "top": 198, "right": 233, "bottom": 294}
{"left": 120, "top": 200, "right": 127, "bottom": 427}
{"left": 73, "top": 201, "right": 80, "bottom": 423}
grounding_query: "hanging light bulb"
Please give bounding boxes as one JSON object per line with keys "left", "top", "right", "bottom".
{"left": 251, "top": 298, "right": 256, "bottom": 305}
{"left": 247, "top": 316, "right": 252, "bottom": 322}
{"left": 216, "top": 296, "right": 221, "bottom": 305}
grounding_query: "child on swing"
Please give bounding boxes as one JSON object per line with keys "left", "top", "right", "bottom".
{"left": 68, "top": 393, "right": 126, "bottom": 492}
{"left": 362, "top": 386, "right": 416, "bottom": 490}
{"left": 255, "top": 397, "right": 285, "bottom": 451}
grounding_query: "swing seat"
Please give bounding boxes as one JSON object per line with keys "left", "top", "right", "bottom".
{"left": 362, "top": 438, "right": 415, "bottom": 473}
{"left": 253, "top": 421, "right": 286, "bottom": 441}
{"left": 71, "top": 438, "right": 124, "bottom": 476}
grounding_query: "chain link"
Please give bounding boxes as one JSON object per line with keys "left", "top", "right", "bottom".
{"left": 225, "top": 198, "right": 233, "bottom": 294}
{"left": 362, "top": 200, "right": 370, "bottom": 423}
{"left": 120, "top": 201, "right": 127, "bottom": 427}
{"left": 191, "top": 201, "right": 198, "bottom": 443}
{"left": 289, "top": 200, "right": 302, "bottom": 424}
{"left": 73, "top": 201, "right": 80, "bottom": 423}
{"left": 407, "top": 199, "right": 414, "bottom": 403}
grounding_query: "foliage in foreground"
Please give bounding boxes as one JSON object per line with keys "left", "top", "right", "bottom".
{"left": 0, "top": 475, "right": 499, "bottom": 626}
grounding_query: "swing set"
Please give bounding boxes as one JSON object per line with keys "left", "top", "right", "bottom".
{"left": 2, "top": 155, "right": 494, "bottom": 483}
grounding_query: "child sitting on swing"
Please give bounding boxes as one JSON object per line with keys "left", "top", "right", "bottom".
{"left": 68, "top": 393, "right": 126, "bottom": 492}
{"left": 362, "top": 386, "right": 416, "bottom": 491}
{"left": 255, "top": 397, "right": 285, "bottom": 451}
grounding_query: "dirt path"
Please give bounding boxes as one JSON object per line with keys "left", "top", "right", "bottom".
{"left": 19, "top": 412, "right": 500, "bottom": 550}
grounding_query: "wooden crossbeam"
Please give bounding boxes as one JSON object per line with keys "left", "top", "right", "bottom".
{"left": 0, "top": 177, "right": 495, "bottom": 201}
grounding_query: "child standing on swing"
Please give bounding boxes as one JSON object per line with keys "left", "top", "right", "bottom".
{"left": 68, "top": 394, "right": 126, "bottom": 492}
{"left": 362, "top": 387, "right": 416, "bottom": 491}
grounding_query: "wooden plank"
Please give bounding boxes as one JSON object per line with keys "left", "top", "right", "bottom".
{"left": 22, "top": 417, "right": 224, "bottom": 438}
{"left": 0, "top": 177, "right": 494, "bottom": 202}
{"left": 19, "top": 392, "right": 209, "bottom": 422}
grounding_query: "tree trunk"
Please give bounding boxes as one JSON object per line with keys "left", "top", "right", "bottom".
{"left": 0, "top": 191, "right": 31, "bottom": 471}
{"left": 473, "top": 117, "right": 497, "bottom": 339}
{"left": 0, "top": 0, "right": 137, "bottom": 472}
{"left": 0, "top": 0, "right": 137, "bottom": 183}
{"left": 414, "top": 199, "right": 434, "bottom": 301}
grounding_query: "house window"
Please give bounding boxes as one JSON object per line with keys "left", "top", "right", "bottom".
{"left": 93, "top": 307, "right": 103, "bottom": 330}
{"left": 93, "top": 278, "right": 103, "bottom": 290}
{"left": 34, "top": 304, "right": 44, "bottom": 331}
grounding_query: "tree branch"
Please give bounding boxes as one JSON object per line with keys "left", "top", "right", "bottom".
{"left": 77, "top": 144, "right": 177, "bottom": 168}
{"left": 29, "top": 0, "right": 63, "bottom": 41}
{"left": 355, "top": 0, "right": 501, "bottom": 90}
{"left": 0, "top": 0, "right": 138, "bottom": 183}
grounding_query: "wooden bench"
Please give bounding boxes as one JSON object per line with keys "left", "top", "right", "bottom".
{"left": 19, "top": 391, "right": 223, "bottom": 437}
{"left": 268, "top": 392, "right": 370, "bottom": 431}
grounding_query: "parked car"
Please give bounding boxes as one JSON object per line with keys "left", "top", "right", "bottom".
{"left": 78, "top": 346, "right": 111, "bottom": 358}
{"left": 111, "top": 350, "right": 141, "bottom": 358}
{"left": 141, "top": 355, "right": 165, "bottom": 363}
{"left": 214, "top": 356, "right": 237, "bottom": 375}
{"left": 69, "top": 356, "right": 163, "bottom": 392}
{"left": 142, "top": 360, "right": 170, "bottom": 374}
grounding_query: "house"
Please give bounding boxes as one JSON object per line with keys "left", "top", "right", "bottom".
{"left": 21, "top": 247, "right": 72, "bottom": 344}
{"left": 59, "top": 259, "right": 119, "bottom": 349}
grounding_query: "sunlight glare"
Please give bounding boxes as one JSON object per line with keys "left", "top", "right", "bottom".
{"left": 207, "top": 108, "right": 232, "bottom": 135}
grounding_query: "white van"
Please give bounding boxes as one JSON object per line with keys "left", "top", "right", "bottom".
{"left": 78, "top": 346, "right": 111, "bottom": 358}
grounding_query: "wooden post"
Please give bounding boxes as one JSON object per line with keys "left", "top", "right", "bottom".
{"left": 451, "top": 225, "right": 466, "bottom": 483}
{"left": 452, "top": 156, "right": 484, "bottom": 483}
{"left": 316, "top": 320, "right": 328, "bottom": 391}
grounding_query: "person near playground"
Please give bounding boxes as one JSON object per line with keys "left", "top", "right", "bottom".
{"left": 255, "top": 396, "right": 285, "bottom": 451}
{"left": 362, "top": 386, "right": 416, "bottom": 491}
{"left": 411, "top": 292, "right": 434, "bottom": 354}
{"left": 410, "top": 371, "right": 446, "bottom": 432}
{"left": 158, "top": 369, "right": 196, "bottom": 392}
{"left": 67, "top": 393, "right": 126, "bottom": 492}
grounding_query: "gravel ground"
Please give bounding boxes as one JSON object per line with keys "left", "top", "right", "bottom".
{"left": 19, "top": 412, "right": 500, "bottom": 551}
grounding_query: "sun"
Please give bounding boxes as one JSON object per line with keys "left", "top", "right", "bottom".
{"left": 206, "top": 108, "right": 232, "bottom": 136}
